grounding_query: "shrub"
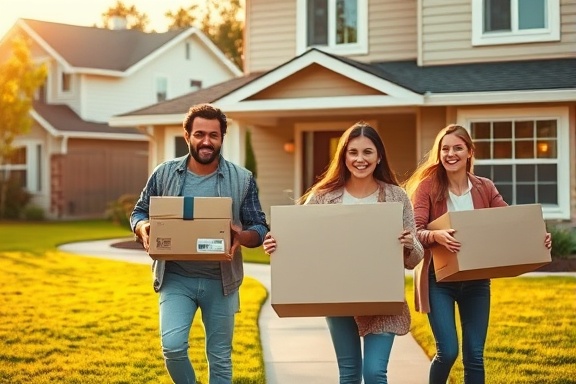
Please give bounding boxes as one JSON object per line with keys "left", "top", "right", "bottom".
{"left": 105, "top": 194, "right": 139, "bottom": 229}
{"left": 244, "top": 129, "right": 257, "bottom": 178}
{"left": 23, "top": 205, "right": 45, "bottom": 221}
{"left": 0, "top": 177, "right": 31, "bottom": 220}
{"left": 547, "top": 225, "right": 576, "bottom": 259}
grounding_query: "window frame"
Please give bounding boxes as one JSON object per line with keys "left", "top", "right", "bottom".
{"left": 296, "top": 0, "right": 368, "bottom": 56}
{"left": 155, "top": 75, "right": 169, "bottom": 102}
{"left": 0, "top": 141, "right": 43, "bottom": 194}
{"left": 457, "top": 107, "right": 570, "bottom": 220}
{"left": 471, "top": 0, "right": 560, "bottom": 46}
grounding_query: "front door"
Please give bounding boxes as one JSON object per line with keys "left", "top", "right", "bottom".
{"left": 301, "top": 130, "right": 343, "bottom": 193}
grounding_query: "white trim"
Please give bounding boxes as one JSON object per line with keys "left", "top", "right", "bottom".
{"left": 216, "top": 49, "right": 423, "bottom": 106}
{"left": 164, "top": 126, "right": 184, "bottom": 160}
{"left": 425, "top": 89, "right": 575, "bottom": 106}
{"left": 3, "top": 140, "right": 44, "bottom": 193}
{"left": 296, "top": 0, "right": 368, "bottom": 56}
{"left": 472, "top": 0, "right": 560, "bottom": 46}
{"left": 457, "top": 106, "right": 570, "bottom": 220}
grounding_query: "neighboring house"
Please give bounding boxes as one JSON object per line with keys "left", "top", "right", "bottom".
{"left": 0, "top": 19, "right": 242, "bottom": 219}
{"left": 110, "top": 0, "right": 576, "bottom": 223}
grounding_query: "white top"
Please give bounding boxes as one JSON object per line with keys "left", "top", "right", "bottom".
{"left": 342, "top": 188, "right": 379, "bottom": 205}
{"left": 447, "top": 178, "right": 474, "bottom": 212}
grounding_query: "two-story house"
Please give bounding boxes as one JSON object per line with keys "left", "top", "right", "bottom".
{"left": 110, "top": 0, "right": 576, "bottom": 223}
{"left": 0, "top": 18, "right": 242, "bottom": 219}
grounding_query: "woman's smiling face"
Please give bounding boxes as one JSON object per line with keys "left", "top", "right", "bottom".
{"left": 345, "top": 135, "right": 379, "bottom": 180}
{"left": 440, "top": 133, "right": 472, "bottom": 174}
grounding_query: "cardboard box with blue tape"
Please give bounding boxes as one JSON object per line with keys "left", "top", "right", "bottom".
{"left": 148, "top": 196, "right": 232, "bottom": 261}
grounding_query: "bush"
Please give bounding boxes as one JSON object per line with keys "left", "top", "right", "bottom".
{"left": 105, "top": 194, "right": 139, "bottom": 229}
{"left": 0, "top": 177, "right": 31, "bottom": 220}
{"left": 23, "top": 205, "right": 45, "bottom": 221}
{"left": 547, "top": 225, "right": 576, "bottom": 259}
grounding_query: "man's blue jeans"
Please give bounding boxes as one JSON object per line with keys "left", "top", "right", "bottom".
{"left": 427, "top": 272, "right": 490, "bottom": 384}
{"left": 159, "top": 272, "right": 239, "bottom": 384}
{"left": 326, "top": 316, "right": 395, "bottom": 384}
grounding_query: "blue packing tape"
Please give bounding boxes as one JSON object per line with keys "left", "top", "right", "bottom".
{"left": 183, "top": 196, "right": 194, "bottom": 220}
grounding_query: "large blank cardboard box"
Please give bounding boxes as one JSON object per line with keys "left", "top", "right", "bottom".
{"left": 427, "top": 204, "right": 551, "bottom": 282}
{"left": 270, "top": 203, "right": 405, "bottom": 318}
{"left": 148, "top": 196, "right": 232, "bottom": 261}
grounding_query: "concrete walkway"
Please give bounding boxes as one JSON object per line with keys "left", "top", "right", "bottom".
{"left": 57, "top": 238, "right": 428, "bottom": 383}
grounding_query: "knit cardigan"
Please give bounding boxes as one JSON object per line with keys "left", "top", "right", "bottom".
{"left": 307, "top": 181, "right": 424, "bottom": 336}
{"left": 411, "top": 173, "right": 507, "bottom": 313}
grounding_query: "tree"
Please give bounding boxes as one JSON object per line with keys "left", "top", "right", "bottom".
{"left": 101, "top": 0, "right": 150, "bottom": 31}
{"left": 165, "top": 5, "right": 200, "bottom": 30}
{"left": 165, "top": 0, "right": 244, "bottom": 70}
{"left": 0, "top": 36, "right": 47, "bottom": 218}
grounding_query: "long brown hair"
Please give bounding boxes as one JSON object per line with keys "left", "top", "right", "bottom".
{"left": 403, "top": 124, "right": 475, "bottom": 202}
{"left": 298, "top": 121, "right": 398, "bottom": 204}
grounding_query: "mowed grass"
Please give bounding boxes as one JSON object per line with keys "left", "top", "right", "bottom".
{"left": 406, "top": 276, "right": 576, "bottom": 384}
{"left": 0, "top": 221, "right": 267, "bottom": 384}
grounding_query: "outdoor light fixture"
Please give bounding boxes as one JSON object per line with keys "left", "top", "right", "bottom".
{"left": 283, "top": 140, "right": 295, "bottom": 154}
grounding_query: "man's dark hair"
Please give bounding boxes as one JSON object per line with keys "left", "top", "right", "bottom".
{"left": 183, "top": 103, "right": 228, "bottom": 136}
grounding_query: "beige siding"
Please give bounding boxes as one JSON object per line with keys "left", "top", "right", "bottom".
{"left": 362, "top": 0, "right": 418, "bottom": 62}
{"left": 246, "top": 0, "right": 417, "bottom": 73}
{"left": 421, "top": 0, "right": 576, "bottom": 65}
{"left": 250, "top": 124, "right": 295, "bottom": 218}
{"left": 248, "top": 64, "right": 382, "bottom": 100}
{"left": 417, "top": 107, "right": 448, "bottom": 160}
{"left": 246, "top": 0, "right": 297, "bottom": 74}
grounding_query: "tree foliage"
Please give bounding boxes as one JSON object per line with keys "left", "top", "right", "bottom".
{"left": 0, "top": 35, "right": 47, "bottom": 218}
{"left": 101, "top": 0, "right": 150, "bottom": 31}
{"left": 0, "top": 35, "right": 47, "bottom": 166}
{"left": 166, "top": 0, "right": 244, "bottom": 70}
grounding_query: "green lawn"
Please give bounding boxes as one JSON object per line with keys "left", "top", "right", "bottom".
{"left": 1, "top": 220, "right": 575, "bottom": 383}
{"left": 406, "top": 276, "right": 576, "bottom": 383}
{"left": 0, "top": 220, "right": 267, "bottom": 384}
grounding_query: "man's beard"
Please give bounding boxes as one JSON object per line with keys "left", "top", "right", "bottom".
{"left": 189, "top": 143, "right": 221, "bottom": 165}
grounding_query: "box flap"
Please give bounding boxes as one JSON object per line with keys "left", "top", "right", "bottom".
{"left": 150, "top": 196, "right": 232, "bottom": 219}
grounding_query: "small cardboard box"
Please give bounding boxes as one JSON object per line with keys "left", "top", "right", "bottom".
{"left": 270, "top": 202, "right": 405, "bottom": 317}
{"left": 148, "top": 196, "right": 232, "bottom": 261}
{"left": 427, "top": 204, "right": 551, "bottom": 282}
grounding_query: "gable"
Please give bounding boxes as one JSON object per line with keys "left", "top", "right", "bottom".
{"left": 247, "top": 63, "right": 383, "bottom": 100}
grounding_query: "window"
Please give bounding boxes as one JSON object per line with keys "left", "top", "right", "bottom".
{"left": 0, "top": 143, "right": 42, "bottom": 193}
{"left": 156, "top": 76, "right": 168, "bottom": 102}
{"left": 185, "top": 42, "right": 191, "bottom": 60}
{"left": 61, "top": 72, "right": 72, "bottom": 92}
{"left": 472, "top": 0, "right": 560, "bottom": 46}
{"left": 297, "top": 0, "right": 367, "bottom": 55}
{"left": 458, "top": 108, "right": 569, "bottom": 220}
{"left": 190, "top": 79, "right": 202, "bottom": 92}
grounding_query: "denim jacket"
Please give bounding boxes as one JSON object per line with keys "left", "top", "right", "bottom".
{"left": 131, "top": 154, "right": 268, "bottom": 295}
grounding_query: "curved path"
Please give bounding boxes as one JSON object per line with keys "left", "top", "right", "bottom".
{"left": 59, "top": 238, "right": 429, "bottom": 383}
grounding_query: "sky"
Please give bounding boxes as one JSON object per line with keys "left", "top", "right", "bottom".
{"left": 0, "top": 0, "right": 198, "bottom": 39}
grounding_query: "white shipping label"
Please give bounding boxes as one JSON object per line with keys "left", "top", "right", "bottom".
{"left": 196, "top": 239, "right": 225, "bottom": 253}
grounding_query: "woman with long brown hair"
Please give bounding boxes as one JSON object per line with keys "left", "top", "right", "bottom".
{"left": 264, "top": 121, "right": 423, "bottom": 383}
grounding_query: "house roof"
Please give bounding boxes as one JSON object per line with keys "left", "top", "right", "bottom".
{"left": 110, "top": 48, "right": 575, "bottom": 125}
{"left": 336, "top": 56, "right": 576, "bottom": 94}
{"left": 32, "top": 101, "right": 146, "bottom": 140}
{"left": 20, "top": 19, "right": 184, "bottom": 72}
{"left": 113, "top": 73, "right": 264, "bottom": 117}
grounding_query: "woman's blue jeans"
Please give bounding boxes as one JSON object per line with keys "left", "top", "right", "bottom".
{"left": 158, "top": 272, "right": 239, "bottom": 384}
{"left": 427, "top": 272, "right": 490, "bottom": 384}
{"left": 326, "top": 316, "right": 395, "bottom": 384}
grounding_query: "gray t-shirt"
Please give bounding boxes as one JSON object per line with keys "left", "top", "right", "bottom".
{"left": 164, "top": 169, "right": 222, "bottom": 280}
